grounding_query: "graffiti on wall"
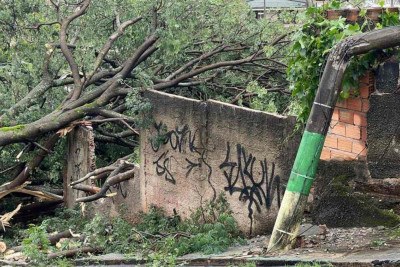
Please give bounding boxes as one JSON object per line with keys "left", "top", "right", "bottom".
{"left": 219, "top": 142, "right": 281, "bottom": 233}
{"left": 153, "top": 151, "right": 177, "bottom": 184}
{"left": 150, "top": 123, "right": 282, "bottom": 231}
{"left": 150, "top": 122, "right": 215, "bottom": 198}
{"left": 112, "top": 182, "right": 128, "bottom": 199}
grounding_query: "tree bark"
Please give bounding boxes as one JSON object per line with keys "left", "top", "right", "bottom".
{"left": 64, "top": 125, "right": 95, "bottom": 208}
{"left": 268, "top": 26, "right": 400, "bottom": 252}
{"left": 47, "top": 246, "right": 100, "bottom": 259}
{"left": 0, "top": 134, "right": 59, "bottom": 194}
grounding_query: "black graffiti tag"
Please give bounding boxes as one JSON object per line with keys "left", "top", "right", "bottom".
{"left": 150, "top": 122, "right": 214, "bottom": 198}
{"left": 153, "top": 151, "right": 176, "bottom": 184}
{"left": 219, "top": 142, "right": 281, "bottom": 233}
{"left": 151, "top": 122, "right": 194, "bottom": 153}
{"left": 108, "top": 166, "right": 136, "bottom": 202}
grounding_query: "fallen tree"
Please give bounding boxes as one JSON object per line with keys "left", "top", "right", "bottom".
{"left": 0, "top": 0, "right": 290, "bottom": 211}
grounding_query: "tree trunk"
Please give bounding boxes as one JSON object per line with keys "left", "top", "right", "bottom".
{"left": 268, "top": 26, "right": 400, "bottom": 252}
{"left": 64, "top": 125, "right": 95, "bottom": 208}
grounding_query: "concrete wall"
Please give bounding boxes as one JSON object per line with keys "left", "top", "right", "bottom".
{"left": 140, "top": 90, "right": 300, "bottom": 235}
{"left": 368, "top": 62, "right": 400, "bottom": 179}
{"left": 91, "top": 166, "right": 142, "bottom": 224}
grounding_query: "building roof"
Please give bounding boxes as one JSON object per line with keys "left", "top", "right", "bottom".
{"left": 246, "top": 0, "right": 306, "bottom": 10}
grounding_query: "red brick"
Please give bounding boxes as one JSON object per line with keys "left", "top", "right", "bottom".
{"left": 352, "top": 140, "right": 367, "bottom": 155}
{"left": 336, "top": 99, "right": 347, "bottom": 108}
{"left": 320, "top": 148, "right": 331, "bottom": 160}
{"left": 324, "top": 135, "right": 338, "bottom": 149}
{"left": 359, "top": 72, "right": 371, "bottom": 84}
{"left": 346, "top": 125, "right": 361, "bottom": 139}
{"left": 339, "top": 109, "right": 354, "bottom": 124}
{"left": 354, "top": 112, "right": 367, "bottom": 126}
{"left": 361, "top": 127, "right": 367, "bottom": 142}
{"left": 332, "top": 108, "right": 339, "bottom": 121}
{"left": 330, "top": 121, "right": 346, "bottom": 136}
{"left": 359, "top": 85, "right": 370, "bottom": 99}
{"left": 338, "top": 138, "right": 353, "bottom": 152}
{"left": 346, "top": 98, "right": 362, "bottom": 111}
{"left": 330, "top": 149, "right": 357, "bottom": 160}
{"left": 362, "top": 99, "right": 370, "bottom": 112}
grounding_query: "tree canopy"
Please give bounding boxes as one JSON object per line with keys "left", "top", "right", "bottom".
{"left": 0, "top": 0, "right": 290, "bottom": 204}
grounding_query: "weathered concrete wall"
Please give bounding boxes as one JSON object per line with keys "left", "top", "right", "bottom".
{"left": 140, "top": 90, "right": 299, "bottom": 235}
{"left": 368, "top": 95, "right": 400, "bottom": 179}
{"left": 367, "top": 61, "right": 400, "bottom": 179}
{"left": 90, "top": 166, "right": 141, "bottom": 223}
{"left": 65, "top": 125, "right": 95, "bottom": 208}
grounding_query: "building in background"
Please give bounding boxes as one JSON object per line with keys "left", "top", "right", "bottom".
{"left": 246, "top": 0, "right": 307, "bottom": 18}
{"left": 314, "top": 0, "right": 400, "bottom": 7}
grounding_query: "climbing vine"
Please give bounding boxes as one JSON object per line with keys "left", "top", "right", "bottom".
{"left": 288, "top": 0, "right": 400, "bottom": 123}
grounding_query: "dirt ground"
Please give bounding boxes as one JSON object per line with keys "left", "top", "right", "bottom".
{"left": 4, "top": 224, "right": 400, "bottom": 266}
{"left": 178, "top": 224, "right": 400, "bottom": 266}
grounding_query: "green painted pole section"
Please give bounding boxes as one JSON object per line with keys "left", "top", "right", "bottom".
{"left": 286, "top": 131, "right": 325, "bottom": 195}
{"left": 267, "top": 130, "right": 326, "bottom": 252}
{"left": 268, "top": 26, "right": 400, "bottom": 252}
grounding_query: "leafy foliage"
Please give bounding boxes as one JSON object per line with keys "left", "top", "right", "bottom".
{"left": 0, "top": 0, "right": 291, "bottom": 197}
{"left": 287, "top": 2, "right": 400, "bottom": 123}
{"left": 22, "top": 223, "right": 51, "bottom": 264}
{"left": 246, "top": 81, "right": 291, "bottom": 114}
{"left": 19, "top": 195, "right": 243, "bottom": 265}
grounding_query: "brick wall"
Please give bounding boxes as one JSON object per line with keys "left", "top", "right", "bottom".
{"left": 321, "top": 73, "right": 374, "bottom": 161}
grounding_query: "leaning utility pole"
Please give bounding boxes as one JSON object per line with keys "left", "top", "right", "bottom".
{"left": 268, "top": 26, "right": 400, "bottom": 252}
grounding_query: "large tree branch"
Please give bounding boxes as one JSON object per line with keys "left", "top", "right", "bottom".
{"left": 119, "top": 35, "right": 159, "bottom": 78}
{"left": 84, "top": 16, "right": 142, "bottom": 86}
{"left": 60, "top": 0, "right": 91, "bottom": 101}
{"left": 152, "top": 51, "right": 263, "bottom": 90}
{"left": 61, "top": 36, "right": 159, "bottom": 111}
{"left": 70, "top": 166, "right": 115, "bottom": 186}
{"left": 96, "top": 109, "right": 136, "bottom": 123}
{"left": 52, "top": 67, "right": 122, "bottom": 87}
{"left": 0, "top": 78, "right": 53, "bottom": 124}
{"left": 95, "top": 128, "right": 136, "bottom": 139}
{"left": 48, "top": 247, "right": 100, "bottom": 259}
{"left": 76, "top": 168, "right": 136, "bottom": 202}
{"left": 0, "top": 105, "right": 99, "bottom": 146}
{"left": 0, "top": 134, "right": 59, "bottom": 193}
{"left": 71, "top": 184, "right": 100, "bottom": 194}
{"left": 0, "top": 48, "right": 55, "bottom": 123}
{"left": 165, "top": 45, "right": 227, "bottom": 81}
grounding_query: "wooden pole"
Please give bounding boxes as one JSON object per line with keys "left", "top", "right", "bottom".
{"left": 267, "top": 26, "right": 400, "bottom": 252}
